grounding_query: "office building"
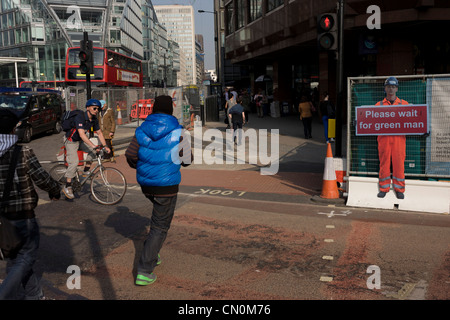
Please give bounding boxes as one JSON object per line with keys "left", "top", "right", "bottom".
{"left": 154, "top": 4, "right": 197, "bottom": 85}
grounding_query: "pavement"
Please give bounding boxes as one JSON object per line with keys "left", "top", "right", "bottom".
{"left": 112, "top": 110, "right": 344, "bottom": 204}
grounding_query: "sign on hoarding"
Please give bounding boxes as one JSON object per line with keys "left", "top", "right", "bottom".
{"left": 117, "top": 70, "right": 140, "bottom": 83}
{"left": 355, "top": 105, "right": 429, "bottom": 136}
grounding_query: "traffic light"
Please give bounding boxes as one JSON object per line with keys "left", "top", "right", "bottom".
{"left": 317, "top": 13, "right": 337, "bottom": 51}
{"left": 79, "top": 39, "right": 93, "bottom": 74}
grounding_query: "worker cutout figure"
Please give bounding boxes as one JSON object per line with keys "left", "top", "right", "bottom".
{"left": 376, "top": 77, "right": 409, "bottom": 199}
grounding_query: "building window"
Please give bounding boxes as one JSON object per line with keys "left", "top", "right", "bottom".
{"left": 225, "top": 2, "right": 235, "bottom": 35}
{"left": 1, "top": 15, "right": 7, "bottom": 29}
{"left": 15, "top": 29, "right": 20, "bottom": 44}
{"left": 249, "top": 0, "right": 262, "bottom": 22}
{"left": 31, "top": 26, "right": 44, "bottom": 41}
{"left": 2, "top": 31, "right": 7, "bottom": 46}
{"left": 7, "top": 12, "right": 13, "bottom": 28}
{"left": 9, "top": 30, "right": 14, "bottom": 45}
{"left": 110, "top": 30, "right": 121, "bottom": 44}
{"left": 237, "top": 0, "right": 245, "bottom": 29}
{"left": 267, "top": 0, "right": 284, "bottom": 12}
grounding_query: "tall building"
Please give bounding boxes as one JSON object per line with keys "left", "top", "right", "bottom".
{"left": 154, "top": 4, "right": 197, "bottom": 85}
{"left": 0, "top": 0, "right": 177, "bottom": 87}
{"left": 195, "top": 34, "right": 205, "bottom": 84}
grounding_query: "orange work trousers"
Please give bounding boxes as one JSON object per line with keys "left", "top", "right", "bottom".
{"left": 377, "top": 135, "right": 406, "bottom": 193}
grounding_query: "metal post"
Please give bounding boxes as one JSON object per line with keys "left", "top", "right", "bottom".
{"left": 83, "top": 32, "right": 92, "bottom": 99}
{"left": 335, "top": 0, "right": 344, "bottom": 157}
{"left": 14, "top": 62, "right": 19, "bottom": 87}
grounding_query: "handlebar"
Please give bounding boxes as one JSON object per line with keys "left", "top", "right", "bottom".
{"left": 95, "top": 146, "right": 108, "bottom": 157}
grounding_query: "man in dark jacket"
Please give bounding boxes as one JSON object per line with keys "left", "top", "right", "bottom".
{"left": 0, "top": 109, "right": 61, "bottom": 300}
{"left": 228, "top": 97, "right": 246, "bottom": 145}
{"left": 125, "top": 95, "right": 192, "bottom": 286}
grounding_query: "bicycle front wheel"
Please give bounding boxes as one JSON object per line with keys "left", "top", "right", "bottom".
{"left": 90, "top": 167, "right": 127, "bottom": 205}
{"left": 49, "top": 164, "right": 67, "bottom": 186}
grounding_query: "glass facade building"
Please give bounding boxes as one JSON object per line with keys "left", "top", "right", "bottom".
{"left": 0, "top": 0, "right": 177, "bottom": 87}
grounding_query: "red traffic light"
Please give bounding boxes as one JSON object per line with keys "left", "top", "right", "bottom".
{"left": 79, "top": 51, "right": 89, "bottom": 62}
{"left": 317, "top": 13, "right": 337, "bottom": 51}
{"left": 319, "top": 14, "right": 334, "bottom": 31}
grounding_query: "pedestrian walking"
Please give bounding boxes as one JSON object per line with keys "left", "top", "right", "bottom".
{"left": 230, "top": 87, "right": 238, "bottom": 100}
{"left": 254, "top": 89, "right": 264, "bottom": 118}
{"left": 125, "top": 95, "right": 192, "bottom": 286}
{"left": 228, "top": 96, "right": 246, "bottom": 145}
{"left": 319, "top": 93, "right": 335, "bottom": 143}
{"left": 376, "top": 76, "right": 409, "bottom": 199}
{"left": 240, "top": 89, "right": 251, "bottom": 124}
{"left": 224, "top": 93, "right": 237, "bottom": 129}
{"left": 0, "top": 109, "right": 61, "bottom": 300}
{"left": 298, "top": 96, "right": 314, "bottom": 139}
{"left": 98, "top": 100, "right": 116, "bottom": 161}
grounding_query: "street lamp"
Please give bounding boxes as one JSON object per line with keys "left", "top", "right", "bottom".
{"left": 198, "top": 9, "right": 220, "bottom": 85}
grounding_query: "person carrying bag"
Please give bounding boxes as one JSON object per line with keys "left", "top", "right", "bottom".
{"left": 0, "top": 108, "right": 61, "bottom": 300}
{"left": 0, "top": 145, "right": 24, "bottom": 260}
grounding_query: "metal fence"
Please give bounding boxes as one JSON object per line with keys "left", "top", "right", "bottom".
{"left": 347, "top": 74, "right": 450, "bottom": 180}
{"left": 64, "top": 85, "right": 207, "bottom": 129}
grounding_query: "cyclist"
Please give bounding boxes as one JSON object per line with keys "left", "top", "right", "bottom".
{"left": 63, "top": 99, "right": 110, "bottom": 199}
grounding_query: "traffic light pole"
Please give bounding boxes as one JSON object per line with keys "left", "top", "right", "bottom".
{"left": 83, "top": 32, "right": 92, "bottom": 99}
{"left": 335, "top": 0, "right": 344, "bottom": 158}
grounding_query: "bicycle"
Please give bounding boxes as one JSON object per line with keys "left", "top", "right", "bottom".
{"left": 49, "top": 148, "right": 127, "bottom": 205}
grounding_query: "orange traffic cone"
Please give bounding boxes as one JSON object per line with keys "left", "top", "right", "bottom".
{"left": 117, "top": 107, "right": 122, "bottom": 125}
{"left": 320, "top": 142, "right": 340, "bottom": 199}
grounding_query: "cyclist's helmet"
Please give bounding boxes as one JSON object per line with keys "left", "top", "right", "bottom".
{"left": 384, "top": 76, "right": 399, "bottom": 87}
{"left": 86, "top": 99, "right": 102, "bottom": 108}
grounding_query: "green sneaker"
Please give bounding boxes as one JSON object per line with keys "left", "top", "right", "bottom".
{"left": 135, "top": 273, "right": 157, "bottom": 286}
{"left": 157, "top": 254, "right": 161, "bottom": 266}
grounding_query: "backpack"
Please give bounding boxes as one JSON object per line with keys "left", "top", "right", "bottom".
{"left": 61, "top": 110, "right": 84, "bottom": 132}
{"left": 327, "top": 102, "right": 336, "bottom": 118}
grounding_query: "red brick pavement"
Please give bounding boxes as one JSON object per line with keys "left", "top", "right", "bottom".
{"left": 180, "top": 170, "right": 323, "bottom": 196}
{"left": 112, "top": 154, "right": 323, "bottom": 197}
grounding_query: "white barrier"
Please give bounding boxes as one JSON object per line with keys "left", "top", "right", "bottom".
{"left": 346, "top": 176, "right": 450, "bottom": 214}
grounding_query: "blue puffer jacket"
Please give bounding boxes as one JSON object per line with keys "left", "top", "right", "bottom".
{"left": 135, "top": 113, "right": 183, "bottom": 187}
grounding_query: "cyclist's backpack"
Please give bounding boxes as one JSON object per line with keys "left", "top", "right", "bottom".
{"left": 61, "top": 109, "right": 84, "bottom": 132}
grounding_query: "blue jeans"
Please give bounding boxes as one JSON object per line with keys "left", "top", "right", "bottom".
{"left": 232, "top": 122, "right": 243, "bottom": 145}
{"left": 137, "top": 195, "right": 177, "bottom": 276}
{"left": 0, "top": 218, "right": 43, "bottom": 300}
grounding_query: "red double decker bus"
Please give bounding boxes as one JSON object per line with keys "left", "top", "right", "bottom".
{"left": 65, "top": 47, "right": 143, "bottom": 87}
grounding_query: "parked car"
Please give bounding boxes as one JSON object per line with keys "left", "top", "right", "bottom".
{"left": 0, "top": 90, "right": 64, "bottom": 142}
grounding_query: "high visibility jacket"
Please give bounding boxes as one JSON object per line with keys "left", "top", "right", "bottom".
{"left": 375, "top": 97, "right": 409, "bottom": 193}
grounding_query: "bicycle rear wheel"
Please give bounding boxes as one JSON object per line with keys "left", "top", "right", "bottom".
{"left": 49, "top": 164, "right": 67, "bottom": 185}
{"left": 90, "top": 167, "right": 127, "bottom": 205}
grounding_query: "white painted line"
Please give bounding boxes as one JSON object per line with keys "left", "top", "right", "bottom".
{"left": 324, "top": 239, "right": 334, "bottom": 243}
{"left": 320, "top": 276, "right": 333, "bottom": 282}
{"left": 322, "top": 255, "right": 334, "bottom": 260}
{"left": 326, "top": 225, "right": 335, "bottom": 229}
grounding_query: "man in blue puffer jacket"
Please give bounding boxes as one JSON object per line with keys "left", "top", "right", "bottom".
{"left": 125, "top": 95, "right": 192, "bottom": 286}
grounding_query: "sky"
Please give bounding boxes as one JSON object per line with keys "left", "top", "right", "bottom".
{"left": 151, "top": 0, "right": 215, "bottom": 70}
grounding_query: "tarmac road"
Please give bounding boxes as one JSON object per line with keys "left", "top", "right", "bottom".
{"left": 0, "top": 115, "right": 449, "bottom": 302}
{"left": 24, "top": 181, "right": 450, "bottom": 301}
